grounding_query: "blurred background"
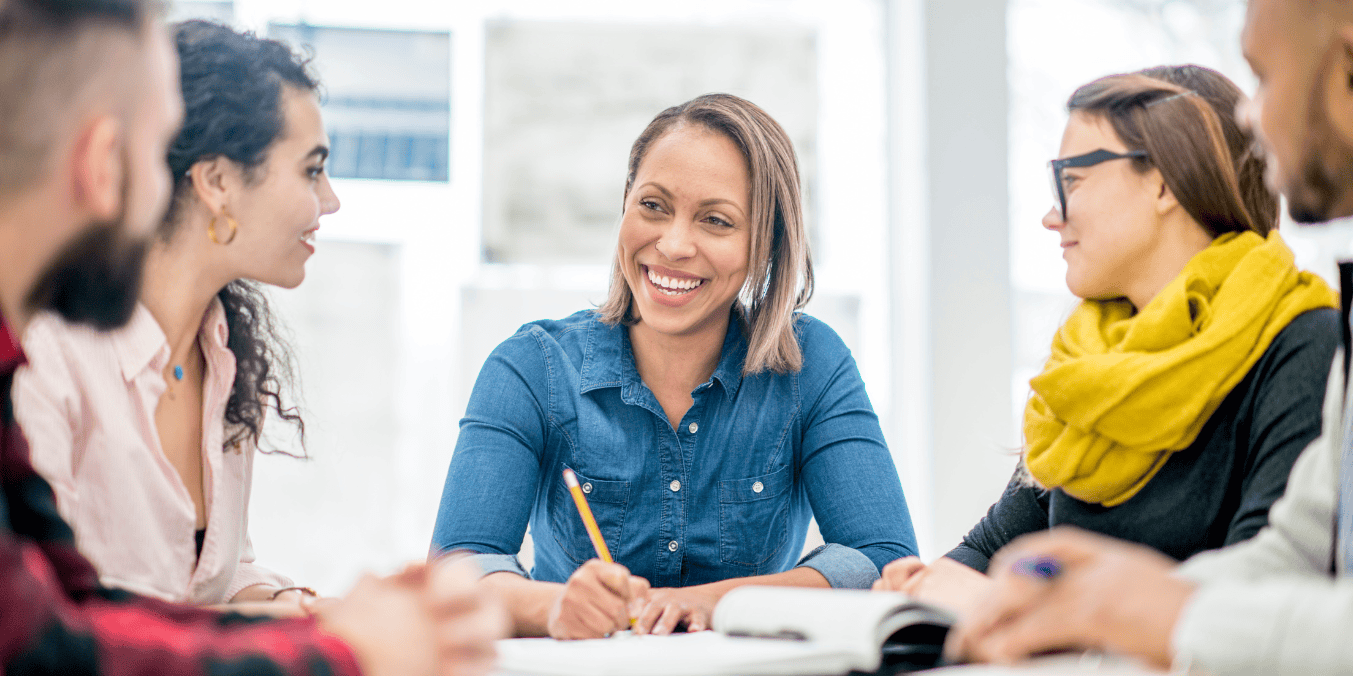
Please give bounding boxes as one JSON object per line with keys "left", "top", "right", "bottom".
{"left": 166, "top": 0, "right": 1353, "bottom": 594}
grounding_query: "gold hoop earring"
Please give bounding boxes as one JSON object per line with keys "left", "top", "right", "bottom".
{"left": 207, "top": 209, "right": 238, "bottom": 245}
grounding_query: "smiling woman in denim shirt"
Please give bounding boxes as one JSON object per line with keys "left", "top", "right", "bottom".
{"left": 431, "top": 93, "right": 916, "bottom": 639}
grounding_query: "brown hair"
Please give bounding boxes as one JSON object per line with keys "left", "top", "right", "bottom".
{"left": 1067, "top": 64, "right": 1277, "bottom": 237}
{"left": 597, "top": 93, "right": 814, "bottom": 375}
{"left": 0, "top": 0, "right": 154, "bottom": 196}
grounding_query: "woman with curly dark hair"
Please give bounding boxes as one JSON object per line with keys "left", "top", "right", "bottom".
{"left": 12, "top": 20, "right": 337, "bottom": 611}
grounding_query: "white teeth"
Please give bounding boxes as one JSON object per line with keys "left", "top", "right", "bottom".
{"left": 300, "top": 230, "right": 316, "bottom": 243}
{"left": 646, "top": 267, "right": 703, "bottom": 295}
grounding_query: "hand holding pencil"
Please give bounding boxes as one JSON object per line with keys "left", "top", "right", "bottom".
{"left": 546, "top": 469, "right": 651, "bottom": 639}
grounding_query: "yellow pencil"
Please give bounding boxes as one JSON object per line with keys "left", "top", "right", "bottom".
{"left": 562, "top": 468, "right": 613, "bottom": 563}
{"left": 563, "top": 468, "right": 637, "bottom": 629}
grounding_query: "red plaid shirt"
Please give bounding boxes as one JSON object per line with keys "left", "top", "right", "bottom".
{"left": 0, "top": 314, "right": 361, "bottom": 675}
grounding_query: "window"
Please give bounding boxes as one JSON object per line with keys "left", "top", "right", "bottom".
{"left": 269, "top": 24, "right": 451, "bottom": 182}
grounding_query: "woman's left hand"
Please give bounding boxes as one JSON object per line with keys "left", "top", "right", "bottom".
{"left": 894, "top": 557, "right": 992, "bottom": 619}
{"left": 630, "top": 586, "right": 721, "bottom": 635}
{"left": 873, "top": 556, "right": 926, "bottom": 592}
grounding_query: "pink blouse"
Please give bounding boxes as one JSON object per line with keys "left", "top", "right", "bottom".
{"left": 12, "top": 300, "right": 292, "bottom": 604}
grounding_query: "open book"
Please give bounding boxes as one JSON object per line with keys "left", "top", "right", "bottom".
{"left": 495, "top": 587, "right": 956, "bottom": 676}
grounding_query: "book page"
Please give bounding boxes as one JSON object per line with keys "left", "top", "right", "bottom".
{"left": 712, "top": 586, "right": 955, "bottom": 670}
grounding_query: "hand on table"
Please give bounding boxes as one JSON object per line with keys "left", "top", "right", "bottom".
{"left": 316, "top": 557, "right": 508, "bottom": 676}
{"left": 873, "top": 556, "right": 925, "bottom": 592}
{"left": 631, "top": 585, "right": 720, "bottom": 635}
{"left": 873, "top": 556, "right": 991, "bottom": 618}
{"left": 219, "top": 584, "right": 322, "bottom": 618}
{"left": 426, "top": 557, "right": 512, "bottom": 675}
{"left": 547, "top": 559, "right": 651, "bottom": 639}
{"left": 944, "top": 527, "right": 1195, "bottom": 668}
{"left": 209, "top": 599, "right": 311, "bottom": 619}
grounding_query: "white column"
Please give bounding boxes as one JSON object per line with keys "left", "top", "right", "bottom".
{"left": 887, "top": 0, "right": 1015, "bottom": 559}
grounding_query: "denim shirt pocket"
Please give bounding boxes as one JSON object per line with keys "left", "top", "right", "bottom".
{"left": 718, "top": 464, "right": 792, "bottom": 567}
{"left": 548, "top": 466, "right": 630, "bottom": 565}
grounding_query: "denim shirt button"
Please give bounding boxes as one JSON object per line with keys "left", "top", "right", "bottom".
{"left": 582, "top": 482, "right": 593, "bottom": 494}
{"left": 669, "top": 480, "right": 681, "bottom": 492}
{"left": 687, "top": 422, "right": 698, "bottom": 434}
{"left": 752, "top": 481, "right": 764, "bottom": 494}
{"left": 668, "top": 540, "right": 679, "bottom": 552}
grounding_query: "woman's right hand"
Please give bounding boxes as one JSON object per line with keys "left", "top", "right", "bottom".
{"left": 546, "top": 559, "right": 651, "bottom": 639}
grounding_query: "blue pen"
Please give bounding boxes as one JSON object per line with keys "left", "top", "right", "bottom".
{"left": 1012, "top": 555, "right": 1062, "bottom": 580}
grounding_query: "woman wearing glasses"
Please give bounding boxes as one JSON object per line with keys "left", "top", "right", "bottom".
{"left": 874, "top": 65, "right": 1340, "bottom": 614}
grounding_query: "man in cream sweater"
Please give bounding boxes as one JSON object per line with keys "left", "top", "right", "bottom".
{"left": 947, "top": 0, "right": 1353, "bottom": 673}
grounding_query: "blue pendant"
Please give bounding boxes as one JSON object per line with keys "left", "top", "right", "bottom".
{"left": 173, "top": 365, "right": 184, "bottom": 381}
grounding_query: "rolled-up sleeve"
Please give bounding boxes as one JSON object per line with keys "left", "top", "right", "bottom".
{"left": 462, "top": 553, "right": 529, "bottom": 579}
{"left": 225, "top": 554, "right": 294, "bottom": 601}
{"left": 796, "top": 543, "right": 880, "bottom": 588}
{"left": 795, "top": 319, "right": 917, "bottom": 585}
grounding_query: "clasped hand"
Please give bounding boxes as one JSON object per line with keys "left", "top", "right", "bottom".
{"left": 316, "top": 557, "right": 510, "bottom": 676}
{"left": 547, "top": 559, "right": 719, "bottom": 639}
{"left": 942, "top": 527, "right": 1195, "bottom": 667}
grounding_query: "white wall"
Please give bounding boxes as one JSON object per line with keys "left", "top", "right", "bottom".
{"left": 210, "top": 0, "right": 1317, "bottom": 592}
{"left": 885, "top": 0, "right": 1018, "bottom": 560}
{"left": 231, "top": 0, "right": 895, "bottom": 592}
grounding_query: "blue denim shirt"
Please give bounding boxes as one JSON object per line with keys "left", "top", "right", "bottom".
{"left": 431, "top": 309, "right": 916, "bottom": 588}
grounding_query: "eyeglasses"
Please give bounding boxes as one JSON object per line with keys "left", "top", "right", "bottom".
{"left": 1047, "top": 148, "right": 1149, "bottom": 220}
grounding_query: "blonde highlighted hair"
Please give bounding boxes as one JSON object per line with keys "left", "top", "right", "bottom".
{"left": 597, "top": 93, "right": 814, "bottom": 375}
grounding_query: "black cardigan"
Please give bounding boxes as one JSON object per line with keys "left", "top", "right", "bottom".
{"left": 948, "top": 307, "right": 1341, "bottom": 572}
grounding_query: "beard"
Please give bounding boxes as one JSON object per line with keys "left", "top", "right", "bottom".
{"left": 23, "top": 216, "right": 150, "bottom": 332}
{"left": 1285, "top": 156, "right": 1343, "bottom": 223}
{"left": 1284, "top": 138, "right": 1353, "bottom": 224}
{"left": 1284, "top": 48, "right": 1353, "bottom": 224}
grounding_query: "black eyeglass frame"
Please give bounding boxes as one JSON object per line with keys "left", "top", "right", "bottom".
{"left": 1048, "top": 148, "right": 1149, "bottom": 219}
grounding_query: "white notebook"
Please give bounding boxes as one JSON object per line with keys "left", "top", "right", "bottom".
{"left": 496, "top": 632, "right": 857, "bottom": 676}
{"left": 494, "top": 587, "right": 956, "bottom": 676}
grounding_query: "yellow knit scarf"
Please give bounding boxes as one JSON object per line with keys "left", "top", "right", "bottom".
{"left": 1023, "top": 230, "right": 1337, "bottom": 507}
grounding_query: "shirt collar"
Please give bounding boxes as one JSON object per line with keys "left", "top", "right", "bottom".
{"left": 578, "top": 315, "right": 626, "bottom": 393}
{"left": 111, "top": 298, "right": 230, "bottom": 382}
{"left": 0, "top": 312, "right": 26, "bottom": 375}
{"left": 200, "top": 296, "right": 230, "bottom": 352}
{"left": 578, "top": 309, "right": 747, "bottom": 400}
{"left": 112, "top": 303, "right": 169, "bottom": 382}
{"left": 710, "top": 315, "right": 748, "bottom": 398}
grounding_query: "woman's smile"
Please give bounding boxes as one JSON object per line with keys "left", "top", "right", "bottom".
{"left": 299, "top": 226, "right": 318, "bottom": 254}
{"left": 642, "top": 264, "right": 706, "bottom": 306}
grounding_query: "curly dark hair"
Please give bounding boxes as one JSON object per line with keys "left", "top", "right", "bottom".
{"left": 165, "top": 20, "right": 318, "bottom": 454}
